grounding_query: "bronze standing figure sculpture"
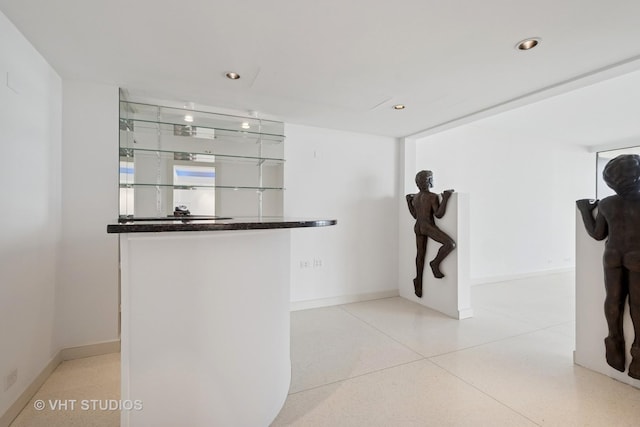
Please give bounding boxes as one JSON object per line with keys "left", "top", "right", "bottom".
{"left": 577, "top": 154, "right": 640, "bottom": 379}
{"left": 406, "top": 170, "right": 456, "bottom": 298}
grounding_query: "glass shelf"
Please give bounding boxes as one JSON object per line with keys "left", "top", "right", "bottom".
{"left": 119, "top": 121, "right": 283, "bottom": 159}
{"left": 119, "top": 183, "right": 285, "bottom": 191}
{"left": 119, "top": 147, "right": 285, "bottom": 166}
{"left": 119, "top": 183, "right": 284, "bottom": 218}
{"left": 120, "top": 101, "right": 285, "bottom": 141}
{"left": 120, "top": 120, "right": 284, "bottom": 145}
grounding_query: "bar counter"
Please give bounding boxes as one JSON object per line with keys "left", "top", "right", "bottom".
{"left": 109, "top": 217, "right": 336, "bottom": 426}
{"left": 107, "top": 216, "right": 337, "bottom": 233}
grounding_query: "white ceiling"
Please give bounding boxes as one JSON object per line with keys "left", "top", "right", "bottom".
{"left": 2, "top": 0, "right": 640, "bottom": 141}
{"left": 471, "top": 68, "right": 640, "bottom": 149}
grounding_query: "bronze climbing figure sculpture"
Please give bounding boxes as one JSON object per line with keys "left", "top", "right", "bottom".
{"left": 406, "top": 170, "right": 456, "bottom": 298}
{"left": 577, "top": 154, "right": 640, "bottom": 379}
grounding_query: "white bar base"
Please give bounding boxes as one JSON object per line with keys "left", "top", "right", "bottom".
{"left": 119, "top": 230, "right": 292, "bottom": 426}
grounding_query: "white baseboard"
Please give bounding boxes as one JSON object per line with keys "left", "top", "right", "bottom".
{"left": 458, "top": 308, "right": 474, "bottom": 319}
{"left": 0, "top": 339, "right": 120, "bottom": 427}
{"left": 290, "top": 290, "right": 399, "bottom": 311}
{"left": 0, "top": 353, "right": 62, "bottom": 427}
{"left": 470, "top": 267, "right": 574, "bottom": 286}
{"left": 60, "top": 339, "right": 121, "bottom": 361}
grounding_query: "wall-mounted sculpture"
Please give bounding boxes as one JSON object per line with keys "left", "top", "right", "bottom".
{"left": 577, "top": 154, "right": 640, "bottom": 379}
{"left": 406, "top": 170, "right": 456, "bottom": 298}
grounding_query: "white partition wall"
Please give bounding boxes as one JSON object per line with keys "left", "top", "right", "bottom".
{"left": 575, "top": 210, "right": 640, "bottom": 388}
{"left": 399, "top": 192, "right": 472, "bottom": 319}
{"left": 399, "top": 137, "right": 472, "bottom": 319}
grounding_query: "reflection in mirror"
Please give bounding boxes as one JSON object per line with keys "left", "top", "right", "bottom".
{"left": 597, "top": 146, "right": 640, "bottom": 199}
{"left": 119, "top": 158, "right": 134, "bottom": 216}
{"left": 118, "top": 100, "right": 285, "bottom": 218}
{"left": 172, "top": 163, "right": 216, "bottom": 215}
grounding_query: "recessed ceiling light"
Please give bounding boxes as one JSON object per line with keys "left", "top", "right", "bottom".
{"left": 393, "top": 104, "right": 405, "bottom": 110}
{"left": 241, "top": 122, "right": 250, "bottom": 129}
{"left": 516, "top": 37, "right": 541, "bottom": 51}
{"left": 225, "top": 72, "right": 240, "bottom": 80}
{"left": 184, "top": 115, "right": 194, "bottom": 123}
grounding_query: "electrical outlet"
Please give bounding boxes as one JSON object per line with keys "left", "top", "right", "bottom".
{"left": 299, "top": 260, "right": 311, "bottom": 269}
{"left": 4, "top": 368, "right": 17, "bottom": 391}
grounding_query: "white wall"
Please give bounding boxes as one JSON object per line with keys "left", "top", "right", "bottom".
{"left": 284, "top": 124, "right": 399, "bottom": 306}
{"left": 0, "top": 10, "right": 62, "bottom": 416}
{"left": 56, "top": 80, "right": 119, "bottom": 348}
{"left": 415, "top": 124, "right": 594, "bottom": 282}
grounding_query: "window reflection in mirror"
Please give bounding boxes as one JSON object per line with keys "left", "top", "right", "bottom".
{"left": 172, "top": 163, "right": 216, "bottom": 215}
{"left": 119, "top": 159, "right": 134, "bottom": 216}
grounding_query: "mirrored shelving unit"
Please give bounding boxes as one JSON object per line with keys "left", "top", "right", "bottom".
{"left": 119, "top": 101, "right": 285, "bottom": 219}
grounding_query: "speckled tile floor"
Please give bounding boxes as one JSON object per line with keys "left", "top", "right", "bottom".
{"left": 9, "top": 352, "right": 120, "bottom": 427}
{"left": 10, "top": 272, "right": 640, "bottom": 426}
{"left": 273, "top": 272, "right": 640, "bottom": 426}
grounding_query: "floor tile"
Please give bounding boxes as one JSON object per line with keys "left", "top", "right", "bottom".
{"left": 472, "top": 273, "right": 575, "bottom": 329}
{"left": 10, "top": 353, "right": 120, "bottom": 427}
{"left": 430, "top": 329, "right": 640, "bottom": 426}
{"left": 341, "top": 297, "right": 538, "bottom": 357}
{"left": 290, "top": 306, "right": 422, "bottom": 393}
{"left": 544, "top": 321, "right": 575, "bottom": 340}
{"left": 272, "top": 359, "right": 537, "bottom": 427}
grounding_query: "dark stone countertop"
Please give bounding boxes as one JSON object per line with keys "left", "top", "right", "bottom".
{"left": 107, "top": 217, "right": 337, "bottom": 233}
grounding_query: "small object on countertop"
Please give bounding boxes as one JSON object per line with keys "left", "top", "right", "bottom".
{"left": 174, "top": 205, "right": 191, "bottom": 216}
